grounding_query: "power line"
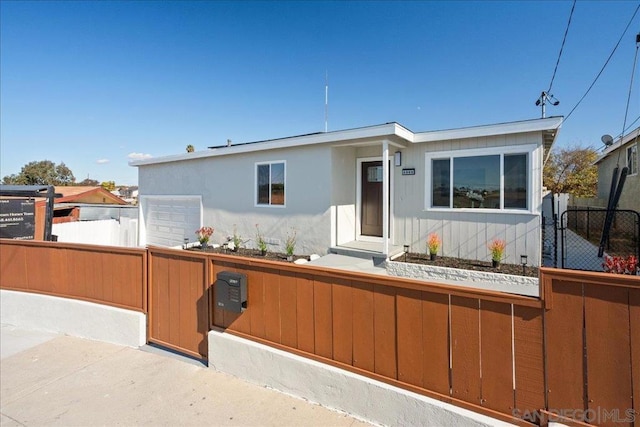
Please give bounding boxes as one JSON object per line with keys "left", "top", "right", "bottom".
{"left": 547, "top": 0, "right": 576, "bottom": 94}
{"left": 563, "top": 3, "right": 640, "bottom": 124}
{"left": 616, "top": 115, "right": 640, "bottom": 140}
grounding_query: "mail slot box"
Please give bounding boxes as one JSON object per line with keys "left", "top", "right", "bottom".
{"left": 215, "top": 271, "right": 247, "bottom": 313}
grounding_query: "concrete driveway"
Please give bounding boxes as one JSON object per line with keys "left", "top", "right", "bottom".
{"left": 0, "top": 324, "right": 371, "bottom": 427}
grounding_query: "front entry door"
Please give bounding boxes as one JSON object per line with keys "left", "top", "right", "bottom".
{"left": 361, "top": 161, "right": 383, "bottom": 237}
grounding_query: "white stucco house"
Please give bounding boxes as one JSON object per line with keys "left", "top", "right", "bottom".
{"left": 132, "top": 117, "right": 562, "bottom": 267}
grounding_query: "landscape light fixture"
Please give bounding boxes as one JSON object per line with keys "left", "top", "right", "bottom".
{"left": 222, "top": 242, "right": 228, "bottom": 253}
{"left": 520, "top": 255, "right": 528, "bottom": 276}
{"left": 403, "top": 244, "right": 409, "bottom": 262}
{"left": 395, "top": 151, "right": 402, "bottom": 167}
{"left": 183, "top": 238, "right": 189, "bottom": 250}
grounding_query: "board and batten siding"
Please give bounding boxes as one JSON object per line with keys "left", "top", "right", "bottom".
{"left": 393, "top": 132, "right": 545, "bottom": 266}
{"left": 138, "top": 145, "right": 334, "bottom": 255}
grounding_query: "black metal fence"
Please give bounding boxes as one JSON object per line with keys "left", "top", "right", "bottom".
{"left": 543, "top": 208, "right": 639, "bottom": 272}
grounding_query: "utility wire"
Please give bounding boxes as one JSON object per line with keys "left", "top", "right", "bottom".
{"left": 547, "top": 0, "right": 576, "bottom": 94}
{"left": 563, "top": 2, "right": 640, "bottom": 124}
{"left": 619, "top": 34, "right": 639, "bottom": 145}
{"left": 616, "top": 115, "right": 640, "bottom": 139}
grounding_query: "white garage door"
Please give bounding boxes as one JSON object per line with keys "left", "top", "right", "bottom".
{"left": 140, "top": 196, "right": 201, "bottom": 247}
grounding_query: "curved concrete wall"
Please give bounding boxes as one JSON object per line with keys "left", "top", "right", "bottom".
{"left": 209, "top": 330, "right": 514, "bottom": 427}
{"left": 0, "top": 290, "right": 146, "bottom": 348}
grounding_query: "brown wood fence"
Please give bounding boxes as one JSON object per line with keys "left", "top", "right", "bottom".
{"left": 0, "top": 239, "right": 147, "bottom": 312}
{"left": 2, "top": 240, "right": 639, "bottom": 426}
{"left": 208, "top": 254, "right": 545, "bottom": 425}
{"left": 147, "top": 246, "right": 210, "bottom": 359}
{"left": 541, "top": 269, "right": 640, "bottom": 427}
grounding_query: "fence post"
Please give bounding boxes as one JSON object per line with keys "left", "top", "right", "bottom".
{"left": 586, "top": 207, "right": 590, "bottom": 241}
{"left": 553, "top": 214, "right": 558, "bottom": 268}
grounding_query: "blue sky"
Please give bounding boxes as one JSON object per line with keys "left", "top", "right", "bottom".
{"left": 1, "top": 1, "right": 638, "bottom": 186}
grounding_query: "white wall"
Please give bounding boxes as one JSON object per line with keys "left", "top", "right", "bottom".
{"left": 138, "top": 145, "right": 334, "bottom": 255}
{"left": 1, "top": 290, "right": 146, "bottom": 348}
{"left": 393, "top": 132, "right": 545, "bottom": 266}
{"left": 331, "top": 146, "right": 357, "bottom": 245}
{"left": 53, "top": 219, "right": 138, "bottom": 247}
{"left": 209, "top": 330, "right": 512, "bottom": 427}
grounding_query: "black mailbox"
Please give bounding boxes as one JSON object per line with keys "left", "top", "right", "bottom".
{"left": 215, "top": 271, "right": 247, "bottom": 313}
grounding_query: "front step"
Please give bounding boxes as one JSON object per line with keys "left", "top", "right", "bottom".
{"left": 329, "top": 246, "right": 400, "bottom": 267}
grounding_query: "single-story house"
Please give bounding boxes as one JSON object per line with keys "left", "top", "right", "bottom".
{"left": 594, "top": 126, "right": 639, "bottom": 212}
{"left": 41, "top": 186, "right": 129, "bottom": 224}
{"left": 132, "top": 117, "right": 562, "bottom": 267}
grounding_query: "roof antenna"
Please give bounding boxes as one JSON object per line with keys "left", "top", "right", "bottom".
{"left": 324, "top": 71, "right": 329, "bottom": 132}
{"left": 535, "top": 91, "right": 560, "bottom": 118}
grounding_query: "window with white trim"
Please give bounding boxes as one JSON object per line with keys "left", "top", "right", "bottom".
{"left": 627, "top": 144, "right": 637, "bottom": 175}
{"left": 426, "top": 148, "right": 530, "bottom": 211}
{"left": 256, "top": 161, "right": 285, "bottom": 206}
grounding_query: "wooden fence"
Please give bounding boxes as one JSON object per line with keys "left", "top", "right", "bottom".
{"left": 0, "top": 239, "right": 147, "bottom": 313}
{"left": 541, "top": 269, "right": 639, "bottom": 427}
{"left": 1, "top": 239, "right": 639, "bottom": 426}
{"left": 208, "top": 255, "right": 545, "bottom": 425}
{"left": 147, "top": 247, "right": 210, "bottom": 359}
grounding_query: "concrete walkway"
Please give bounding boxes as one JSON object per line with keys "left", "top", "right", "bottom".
{"left": 0, "top": 324, "right": 371, "bottom": 427}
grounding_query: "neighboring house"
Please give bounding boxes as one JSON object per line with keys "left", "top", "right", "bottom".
{"left": 594, "top": 126, "right": 640, "bottom": 213}
{"left": 43, "top": 186, "right": 129, "bottom": 223}
{"left": 43, "top": 186, "right": 137, "bottom": 247}
{"left": 132, "top": 117, "right": 562, "bottom": 267}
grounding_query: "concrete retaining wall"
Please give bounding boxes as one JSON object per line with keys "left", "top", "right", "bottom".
{"left": 387, "top": 260, "right": 539, "bottom": 297}
{"left": 0, "top": 290, "right": 146, "bottom": 348}
{"left": 208, "top": 330, "right": 515, "bottom": 427}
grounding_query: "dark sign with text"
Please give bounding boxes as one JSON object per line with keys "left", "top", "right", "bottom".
{"left": 0, "top": 199, "right": 36, "bottom": 240}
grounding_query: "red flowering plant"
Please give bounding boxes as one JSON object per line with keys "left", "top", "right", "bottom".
{"left": 488, "top": 238, "right": 506, "bottom": 262}
{"left": 427, "top": 233, "right": 441, "bottom": 255}
{"left": 195, "top": 226, "right": 214, "bottom": 245}
{"left": 602, "top": 255, "right": 638, "bottom": 275}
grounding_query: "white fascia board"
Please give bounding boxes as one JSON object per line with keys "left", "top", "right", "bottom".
{"left": 412, "top": 117, "right": 563, "bottom": 143}
{"left": 130, "top": 123, "right": 411, "bottom": 167}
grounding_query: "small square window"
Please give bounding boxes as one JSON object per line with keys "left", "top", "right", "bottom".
{"left": 256, "top": 161, "right": 285, "bottom": 206}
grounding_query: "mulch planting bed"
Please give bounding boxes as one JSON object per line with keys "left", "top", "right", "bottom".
{"left": 396, "top": 253, "right": 539, "bottom": 277}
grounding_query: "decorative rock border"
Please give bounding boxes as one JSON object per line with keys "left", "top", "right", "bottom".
{"left": 386, "top": 260, "right": 539, "bottom": 297}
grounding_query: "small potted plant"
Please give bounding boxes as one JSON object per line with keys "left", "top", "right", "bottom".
{"left": 488, "top": 238, "right": 506, "bottom": 268}
{"left": 427, "top": 233, "right": 441, "bottom": 261}
{"left": 255, "top": 224, "right": 268, "bottom": 256}
{"left": 227, "top": 225, "right": 242, "bottom": 252}
{"left": 195, "top": 226, "right": 214, "bottom": 249}
{"left": 285, "top": 229, "right": 296, "bottom": 262}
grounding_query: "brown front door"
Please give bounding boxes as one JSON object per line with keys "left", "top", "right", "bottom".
{"left": 361, "top": 161, "right": 383, "bottom": 237}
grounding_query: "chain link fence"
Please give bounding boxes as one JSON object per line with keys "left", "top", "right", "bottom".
{"left": 555, "top": 208, "right": 640, "bottom": 272}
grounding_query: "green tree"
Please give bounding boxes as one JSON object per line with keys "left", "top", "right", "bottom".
{"left": 2, "top": 160, "right": 75, "bottom": 185}
{"left": 186, "top": 144, "right": 195, "bottom": 153}
{"left": 543, "top": 146, "right": 598, "bottom": 197}
{"left": 101, "top": 181, "right": 116, "bottom": 191}
{"left": 77, "top": 178, "right": 100, "bottom": 186}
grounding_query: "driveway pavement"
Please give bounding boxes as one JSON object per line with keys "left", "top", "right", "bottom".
{"left": 0, "top": 324, "right": 371, "bottom": 427}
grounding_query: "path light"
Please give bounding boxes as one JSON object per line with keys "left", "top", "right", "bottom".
{"left": 521, "top": 255, "right": 528, "bottom": 276}
{"left": 183, "top": 238, "right": 189, "bottom": 250}
{"left": 403, "top": 244, "right": 409, "bottom": 262}
{"left": 222, "top": 242, "right": 228, "bottom": 253}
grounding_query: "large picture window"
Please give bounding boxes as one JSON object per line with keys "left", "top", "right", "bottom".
{"left": 256, "top": 161, "right": 285, "bottom": 206}
{"left": 427, "top": 149, "right": 529, "bottom": 211}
